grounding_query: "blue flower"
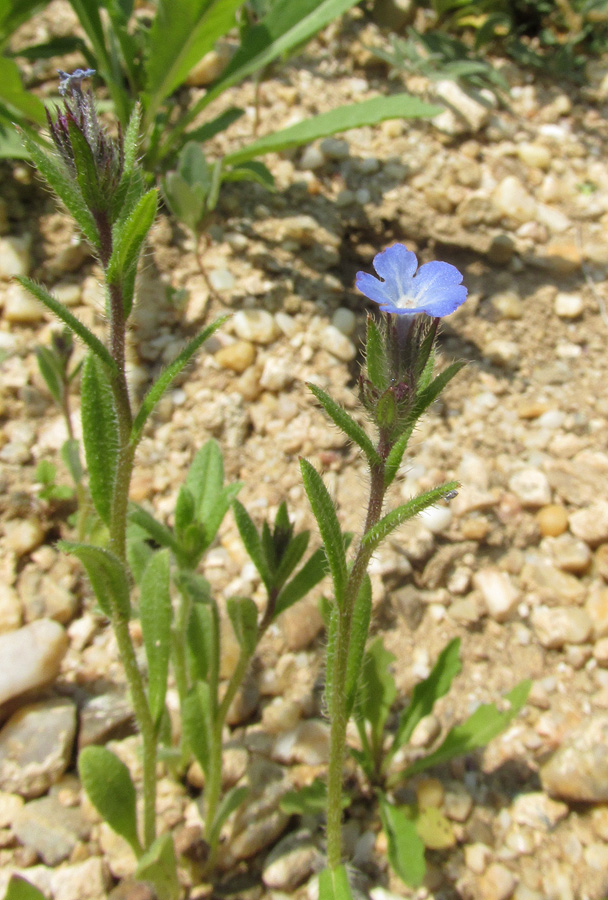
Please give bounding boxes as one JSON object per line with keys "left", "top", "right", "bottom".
{"left": 356, "top": 243, "right": 467, "bottom": 317}
{"left": 58, "top": 69, "right": 96, "bottom": 97}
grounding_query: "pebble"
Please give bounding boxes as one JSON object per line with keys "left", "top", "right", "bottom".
{"left": 3, "top": 283, "right": 45, "bottom": 323}
{"left": 78, "top": 692, "right": 136, "bottom": 750}
{"left": 473, "top": 569, "right": 519, "bottom": 622}
{"left": 595, "top": 544, "right": 608, "bottom": 580}
{"left": 418, "top": 505, "right": 452, "bottom": 535}
{"left": 3, "top": 518, "right": 45, "bottom": 557}
{"left": 273, "top": 720, "right": 330, "bottom": 766}
{"left": 321, "top": 324, "right": 357, "bottom": 362}
{"left": 433, "top": 80, "right": 491, "bottom": 133}
{"left": 593, "top": 637, "right": 608, "bottom": 666}
{"left": 492, "top": 290, "right": 523, "bottom": 319}
{"left": 494, "top": 176, "right": 536, "bottom": 223}
{"left": 540, "top": 534, "right": 591, "bottom": 574}
{"left": 260, "top": 357, "right": 294, "bottom": 392}
{"left": 536, "top": 504, "right": 569, "bottom": 537}
{"left": 186, "top": 42, "right": 232, "bottom": 86}
{"left": 12, "top": 793, "right": 89, "bottom": 864}
{"left": 331, "top": 307, "right": 356, "bottom": 336}
{"left": 50, "top": 856, "right": 110, "bottom": 900}
{"left": 0, "top": 583, "right": 22, "bottom": 633}
{"left": 215, "top": 340, "right": 256, "bottom": 373}
{"left": 541, "top": 715, "right": 608, "bottom": 801}
{"left": 570, "top": 502, "right": 608, "bottom": 545}
{"left": 233, "top": 309, "right": 278, "bottom": 344}
{"left": 262, "top": 831, "right": 321, "bottom": 891}
{"left": 479, "top": 862, "right": 517, "bottom": 900}
{"left": 443, "top": 782, "right": 473, "bottom": 822}
{"left": 299, "top": 145, "right": 326, "bottom": 170}
{"left": 511, "top": 792, "right": 568, "bottom": 830}
{"left": 516, "top": 142, "right": 552, "bottom": 169}
{"left": 0, "top": 697, "right": 77, "bottom": 797}
{"left": 508, "top": 468, "right": 551, "bottom": 508}
{"left": 0, "top": 619, "right": 68, "bottom": 708}
{"left": 0, "top": 235, "right": 31, "bottom": 278}
{"left": 586, "top": 586, "right": 608, "bottom": 638}
{"left": 554, "top": 292, "right": 584, "bottom": 319}
{"left": 484, "top": 340, "right": 520, "bottom": 368}
{"left": 319, "top": 137, "right": 349, "bottom": 160}
{"left": 208, "top": 268, "right": 235, "bottom": 291}
{"left": 465, "top": 842, "right": 491, "bottom": 874}
{"left": 531, "top": 605, "right": 592, "bottom": 648}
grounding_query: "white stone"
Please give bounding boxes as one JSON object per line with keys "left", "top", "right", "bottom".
{"left": 4, "top": 518, "right": 45, "bottom": 557}
{"left": 4, "top": 283, "right": 45, "bottom": 323}
{"left": 208, "top": 268, "right": 235, "bottom": 291}
{"left": 259, "top": 357, "right": 293, "bottom": 392}
{"left": 233, "top": 309, "right": 278, "bottom": 344}
{"left": 554, "top": 292, "right": 584, "bottom": 319}
{"left": 531, "top": 605, "right": 592, "bottom": 649}
{"left": 508, "top": 468, "right": 551, "bottom": 508}
{"left": 331, "top": 307, "right": 356, "bottom": 336}
{"left": 319, "top": 138, "right": 349, "bottom": 160}
{"left": 419, "top": 504, "right": 452, "bottom": 534}
{"left": 299, "top": 145, "right": 326, "bottom": 170}
{"left": 433, "top": 80, "right": 490, "bottom": 132}
{"left": 0, "top": 619, "right": 68, "bottom": 707}
{"left": 493, "top": 176, "right": 537, "bottom": 223}
{"left": 474, "top": 569, "right": 519, "bottom": 622}
{"left": 321, "top": 324, "right": 356, "bottom": 361}
{"left": 50, "top": 856, "right": 110, "bottom": 900}
{"left": 570, "top": 501, "right": 608, "bottom": 545}
{"left": 484, "top": 339, "right": 520, "bottom": 368}
{"left": 0, "top": 235, "right": 31, "bottom": 278}
{"left": 517, "top": 142, "right": 552, "bottom": 169}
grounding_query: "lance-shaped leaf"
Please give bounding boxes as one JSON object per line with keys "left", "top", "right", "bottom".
{"left": 274, "top": 547, "right": 327, "bottom": 618}
{"left": 318, "top": 865, "right": 354, "bottom": 900}
{"left": 227, "top": 596, "right": 258, "bottom": 657}
{"left": 232, "top": 500, "right": 272, "bottom": 591}
{"left": 35, "top": 345, "right": 64, "bottom": 403}
{"left": 379, "top": 796, "right": 425, "bottom": 888}
{"left": 16, "top": 278, "right": 116, "bottom": 372}
{"left": 307, "top": 383, "right": 381, "bottom": 468}
{"left": 362, "top": 482, "right": 459, "bottom": 554}
{"left": 208, "top": 785, "right": 249, "bottom": 849}
{"left": 135, "top": 832, "right": 179, "bottom": 900}
{"left": 4, "top": 876, "right": 48, "bottom": 900}
{"left": 131, "top": 316, "right": 228, "bottom": 444}
{"left": 81, "top": 353, "right": 119, "bottom": 526}
{"left": 274, "top": 530, "right": 309, "bottom": 590}
{"left": 403, "top": 679, "right": 532, "bottom": 779}
{"left": 412, "top": 360, "right": 466, "bottom": 422}
{"left": 182, "top": 682, "right": 213, "bottom": 777}
{"left": 128, "top": 504, "right": 182, "bottom": 556}
{"left": 344, "top": 575, "right": 372, "bottom": 718}
{"left": 107, "top": 189, "right": 158, "bottom": 312}
{"left": 384, "top": 428, "right": 413, "bottom": 489}
{"left": 60, "top": 541, "right": 130, "bottom": 619}
{"left": 365, "top": 316, "right": 388, "bottom": 391}
{"left": 324, "top": 603, "right": 338, "bottom": 718}
{"left": 79, "top": 746, "right": 142, "bottom": 856}
{"left": 66, "top": 116, "right": 103, "bottom": 215}
{"left": 300, "top": 458, "right": 347, "bottom": 607}
{"left": 61, "top": 438, "right": 83, "bottom": 485}
{"left": 389, "top": 638, "right": 461, "bottom": 761}
{"left": 139, "top": 549, "right": 172, "bottom": 725}
{"left": 357, "top": 636, "right": 397, "bottom": 749}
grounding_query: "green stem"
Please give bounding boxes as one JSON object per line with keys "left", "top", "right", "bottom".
{"left": 325, "top": 462, "right": 386, "bottom": 870}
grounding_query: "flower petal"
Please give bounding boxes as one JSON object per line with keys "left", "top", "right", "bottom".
{"left": 355, "top": 271, "right": 395, "bottom": 308}
{"left": 372, "top": 244, "right": 417, "bottom": 302}
{"left": 412, "top": 261, "right": 467, "bottom": 316}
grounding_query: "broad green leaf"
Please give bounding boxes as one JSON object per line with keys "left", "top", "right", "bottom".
{"left": 144, "top": 0, "right": 245, "bottom": 122}
{"left": 390, "top": 638, "right": 461, "bottom": 758}
{"left": 232, "top": 500, "right": 272, "bottom": 591}
{"left": 4, "top": 876, "right": 48, "bottom": 900}
{"left": 274, "top": 547, "right": 327, "bottom": 617}
{"left": 128, "top": 503, "right": 182, "bottom": 556}
{"left": 223, "top": 94, "right": 442, "bottom": 166}
{"left": 307, "top": 383, "right": 381, "bottom": 468}
{"left": 131, "top": 317, "right": 228, "bottom": 444}
{"left": 208, "top": 785, "right": 249, "bottom": 848}
{"left": 416, "top": 806, "right": 456, "bottom": 850}
{"left": 362, "top": 481, "right": 459, "bottom": 554}
{"left": 358, "top": 636, "right": 396, "bottom": 743}
{"left": 404, "top": 679, "right": 532, "bottom": 778}
{"left": 139, "top": 549, "right": 172, "bottom": 725}
{"left": 227, "top": 595, "right": 258, "bottom": 657}
{"left": 61, "top": 438, "right": 83, "bottom": 485}
{"left": 365, "top": 316, "right": 388, "bottom": 391}
{"left": 379, "top": 796, "right": 425, "bottom": 888}
{"left": 185, "top": 438, "right": 223, "bottom": 519}
{"left": 78, "top": 746, "right": 142, "bottom": 855}
{"left": 80, "top": 353, "right": 119, "bottom": 526}
{"left": 182, "top": 682, "right": 213, "bottom": 776}
{"left": 300, "top": 459, "right": 347, "bottom": 607}
{"left": 60, "top": 541, "right": 130, "bottom": 619}
{"left": 135, "top": 832, "right": 179, "bottom": 900}
{"left": 0, "top": 57, "right": 45, "bottom": 124}
{"left": 16, "top": 279, "right": 115, "bottom": 371}
{"left": 35, "top": 346, "right": 63, "bottom": 403}
{"left": 318, "top": 865, "right": 354, "bottom": 900}
{"left": 201, "top": 481, "right": 242, "bottom": 553}
{"left": 344, "top": 575, "right": 372, "bottom": 718}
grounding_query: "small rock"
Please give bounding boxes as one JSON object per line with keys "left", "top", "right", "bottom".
{"left": 433, "top": 80, "right": 490, "bottom": 133}
{"left": 0, "top": 583, "right": 22, "bottom": 633}
{"left": 50, "top": 855, "right": 110, "bottom": 900}
{"left": 541, "top": 715, "right": 608, "bottom": 801}
{"left": 215, "top": 340, "right": 256, "bottom": 373}
{"left": 540, "top": 534, "right": 591, "bottom": 574}
{"left": 0, "top": 619, "right": 68, "bottom": 708}
{"left": 492, "top": 290, "right": 523, "bottom": 319}
{"left": 494, "top": 176, "right": 536, "bottom": 224}
{"left": 521, "top": 560, "right": 585, "bottom": 605}
{"left": 509, "top": 468, "right": 551, "bottom": 508}
{"left": 536, "top": 504, "right": 569, "bottom": 537}
{"left": 186, "top": 42, "right": 232, "bottom": 86}
{"left": 260, "top": 357, "right": 294, "bottom": 392}
{"left": 450, "top": 596, "right": 483, "bottom": 624}
{"left": 331, "top": 307, "right": 356, "bottom": 336}
{"left": 321, "top": 324, "right": 357, "bottom": 362}
{"left": 419, "top": 505, "right": 452, "bottom": 535}
{"left": 465, "top": 842, "right": 491, "bottom": 874}
{"left": 262, "top": 831, "right": 321, "bottom": 891}
{"left": 78, "top": 692, "right": 135, "bottom": 750}
{"left": 13, "top": 794, "right": 89, "bottom": 864}
{"left": 4, "top": 519, "right": 44, "bottom": 557}
{"left": 0, "top": 697, "right": 77, "bottom": 798}
{"left": 511, "top": 792, "right": 568, "bottom": 830}
{"left": 208, "top": 268, "right": 235, "bottom": 292}
{"left": 319, "top": 138, "right": 349, "bottom": 160}
{"left": 484, "top": 340, "right": 519, "bottom": 368}
{"left": 474, "top": 569, "right": 519, "bottom": 622}
{"left": 3, "top": 283, "right": 45, "bottom": 323}
{"left": 279, "top": 594, "right": 324, "bottom": 651}
{"left": 273, "top": 719, "right": 330, "bottom": 766}
{"left": 18, "top": 567, "right": 78, "bottom": 625}
{"left": 371, "top": 0, "right": 416, "bottom": 29}
{"left": 554, "top": 292, "right": 584, "bottom": 319}
{"left": 531, "top": 605, "right": 592, "bottom": 649}
{"left": 443, "top": 782, "right": 473, "bottom": 822}
{"left": 570, "top": 502, "right": 608, "bottom": 545}
{"left": 299, "top": 145, "right": 326, "bottom": 170}
{"left": 233, "top": 309, "right": 278, "bottom": 344}
{"left": 0, "top": 235, "right": 31, "bottom": 278}
{"left": 409, "top": 713, "right": 441, "bottom": 749}
{"left": 593, "top": 638, "right": 608, "bottom": 666}
{"left": 595, "top": 544, "right": 608, "bottom": 581}
{"left": 0, "top": 790, "right": 24, "bottom": 826}
{"left": 479, "top": 862, "right": 517, "bottom": 900}
{"left": 586, "top": 586, "right": 608, "bottom": 639}
{"left": 516, "top": 142, "right": 552, "bottom": 169}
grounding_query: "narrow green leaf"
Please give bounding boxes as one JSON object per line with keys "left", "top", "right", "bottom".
{"left": 78, "top": 746, "right": 142, "bottom": 856}
{"left": 67, "top": 116, "right": 102, "bottom": 214}
{"left": 4, "top": 876, "right": 48, "bottom": 900}
{"left": 232, "top": 500, "right": 272, "bottom": 591}
{"left": 185, "top": 438, "right": 223, "bottom": 519}
{"left": 139, "top": 549, "right": 172, "bottom": 725}
{"left": 404, "top": 679, "right": 532, "bottom": 778}
{"left": 307, "top": 383, "right": 381, "bottom": 467}
{"left": 135, "top": 832, "right": 179, "bottom": 900}
{"left": 274, "top": 547, "right": 327, "bottom": 618}
{"left": 365, "top": 316, "right": 388, "bottom": 391}
{"left": 390, "top": 638, "right": 461, "bottom": 758}
{"left": 35, "top": 346, "right": 64, "bottom": 403}
{"left": 61, "top": 438, "right": 83, "bottom": 485}
{"left": 412, "top": 360, "right": 467, "bottom": 423}
{"left": 126, "top": 524, "right": 154, "bottom": 585}
{"left": 318, "top": 865, "right": 354, "bottom": 900}
{"left": 81, "top": 353, "right": 119, "bottom": 526}
{"left": 0, "top": 57, "right": 46, "bottom": 124}
{"left": 274, "top": 530, "right": 309, "bottom": 590}
{"left": 384, "top": 428, "right": 413, "bottom": 489}
{"left": 184, "top": 107, "right": 245, "bottom": 145}
{"left": 223, "top": 94, "right": 443, "bottom": 166}
{"left": 174, "top": 486, "right": 196, "bottom": 536}
{"left": 131, "top": 316, "right": 228, "bottom": 444}
{"left": 121, "top": 103, "right": 143, "bottom": 183}
{"left": 300, "top": 459, "right": 347, "bottom": 607}
{"left": 358, "top": 636, "right": 397, "bottom": 746}
{"left": 107, "top": 189, "right": 158, "bottom": 303}
{"left": 201, "top": 482, "right": 242, "bottom": 553}
{"left": 60, "top": 541, "right": 130, "bottom": 619}
{"left": 379, "top": 796, "right": 426, "bottom": 888}
{"left": 182, "top": 682, "right": 212, "bottom": 776}
{"left": 324, "top": 603, "right": 338, "bottom": 717}
{"left": 362, "top": 482, "right": 459, "bottom": 554}
{"left": 221, "top": 161, "right": 275, "bottom": 192}
{"left": 208, "top": 785, "right": 249, "bottom": 848}
{"left": 227, "top": 596, "right": 258, "bottom": 657}
{"left": 128, "top": 503, "right": 182, "bottom": 556}
{"left": 345, "top": 575, "right": 372, "bottom": 718}
{"left": 16, "top": 278, "right": 116, "bottom": 372}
